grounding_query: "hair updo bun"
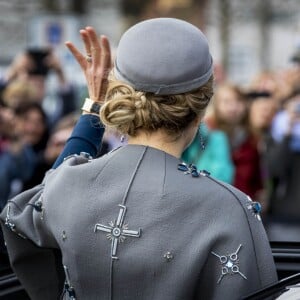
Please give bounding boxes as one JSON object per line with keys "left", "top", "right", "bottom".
{"left": 100, "top": 76, "right": 214, "bottom": 138}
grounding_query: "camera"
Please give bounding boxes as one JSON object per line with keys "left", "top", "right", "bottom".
{"left": 26, "top": 48, "right": 51, "bottom": 76}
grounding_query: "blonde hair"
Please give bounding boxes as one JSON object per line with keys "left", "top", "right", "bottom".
{"left": 100, "top": 76, "right": 214, "bottom": 139}
{"left": 2, "top": 80, "right": 38, "bottom": 108}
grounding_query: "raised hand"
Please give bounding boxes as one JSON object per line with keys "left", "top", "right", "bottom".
{"left": 5, "top": 53, "right": 34, "bottom": 82}
{"left": 65, "top": 26, "right": 112, "bottom": 102}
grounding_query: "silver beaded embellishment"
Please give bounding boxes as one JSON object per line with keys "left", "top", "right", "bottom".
{"left": 164, "top": 251, "right": 174, "bottom": 262}
{"left": 63, "top": 265, "right": 76, "bottom": 300}
{"left": 246, "top": 196, "right": 262, "bottom": 221}
{"left": 211, "top": 244, "right": 247, "bottom": 284}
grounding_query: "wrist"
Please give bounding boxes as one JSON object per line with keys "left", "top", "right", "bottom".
{"left": 88, "top": 96, "right": 105, "bottom": 103}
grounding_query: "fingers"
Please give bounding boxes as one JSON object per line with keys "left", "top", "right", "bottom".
{"left": 100, "top": 35, "right": 112, "bottom": 73}
{"left": 86, "top": 27, "right": 101, "bottom": 66}
{"left": 66, "top": 27, "right": 112, "bottom": 72}
{"left": 65, "top": 41, "right": 87, "bottom": 70}
{"left": 80, "top": 29, "right": 92, "bottom": 57}
{"left": 66, "top": 28, "right": 94, "bottom": 69}
{"left": 99, "top": 35, "right": 112, "bottom": 99}
{"left": 65, "top": 26, "right": 112, "bottom": 101}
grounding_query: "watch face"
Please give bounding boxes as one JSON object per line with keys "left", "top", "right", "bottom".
{"left": 91, "top": 102, "right": 101, "bottom": 114}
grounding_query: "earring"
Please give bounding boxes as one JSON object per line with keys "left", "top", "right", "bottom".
{"left": 120, "top": 135, "right": 125, "bottom": 143}
{"left": 199, "top": 123, "right": 205, "bottom": 150}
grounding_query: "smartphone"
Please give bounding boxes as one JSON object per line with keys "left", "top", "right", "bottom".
{"left": 26, "top": 48, "right": 51, "bottom": 76}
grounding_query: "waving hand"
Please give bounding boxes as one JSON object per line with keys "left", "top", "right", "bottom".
{"left": 65, "top": 26, "right": 112, "bottom": 102}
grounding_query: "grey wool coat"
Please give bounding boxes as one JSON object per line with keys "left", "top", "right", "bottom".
{"left": 0, "top": 145, "right": 277, "bottom": 300}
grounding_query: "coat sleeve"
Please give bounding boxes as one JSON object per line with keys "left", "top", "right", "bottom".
{"left": 0, "top": 154, "right": 91, "bottom": 300}
{"left": 1, "top": 224, "right": 64, "bottom": 300}
{"left": 52, "top": 114, "right": 105, "bottom": 169}
{"left": 0, "top": 182, "right": 65, "bottom": 300}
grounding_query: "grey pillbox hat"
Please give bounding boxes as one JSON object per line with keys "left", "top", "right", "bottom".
{"left": 114, "top": 18, "right": 213, "bottom": 95}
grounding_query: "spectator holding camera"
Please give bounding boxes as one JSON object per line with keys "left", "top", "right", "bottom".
{"left": 0, "top": 48, "right": 77, "bottom": 126}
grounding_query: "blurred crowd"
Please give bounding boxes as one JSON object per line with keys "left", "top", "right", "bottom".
{"left": 0, "top": 45, "right": 300, "bottom": 241}
{"left": 183, "top": 51, "right": 300, "bottom": 237}
{"left": 0, "top": 48, "right": 120, "bottom": 213}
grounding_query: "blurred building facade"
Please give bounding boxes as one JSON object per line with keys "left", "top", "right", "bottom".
{"left": 206, "top": 0, "right": 300, "bottom": 85}
{"left": 0, "top": 0, "right": 299, "bottom": 85}
{"left": 0, "top": 0, "right": 122, "bottom": 84}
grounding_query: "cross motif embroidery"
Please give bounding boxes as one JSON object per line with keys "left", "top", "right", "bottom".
{"left": 211, "top": 244, "right": 247, "bottom": 284}
{"left": 94, "top": 204, "right": 141, "bottom": 260}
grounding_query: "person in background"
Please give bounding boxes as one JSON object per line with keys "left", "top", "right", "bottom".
{"left": 0, "top": 102, "right": 49, "bottom": 209}
{"left": 21, "top": 112, "right": 79, "bottom": 191}
{"left": 0, "top": 101, "right": 15, "bottom": 154}
{"left": 206, "top": 83, "right": 263, "bottom": 200}
{"left": 1, "top": 79, "right": 38, "bottom": 110}
{"left": 268, "top": 92, "right": 300, "bottom": 220}
{"left": 0, "top": 79, "right": 42, "bottom": 156}
{"left": 249, "top": 70, "right": 293, "bottom": 109}
{"left": 248, "top": 92, "right": 278, "bottom": 141}
{"left": 182, "top": 122, "right": 234, "bottom": 183}
{"left": 247, "top": 91, "right": 278, "bottom": 212}
{"left": 0, "top": 20, "right": 277, "bottom": 300}
{"left": 0, "top": 48, "right": 77, "bottom": 127}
